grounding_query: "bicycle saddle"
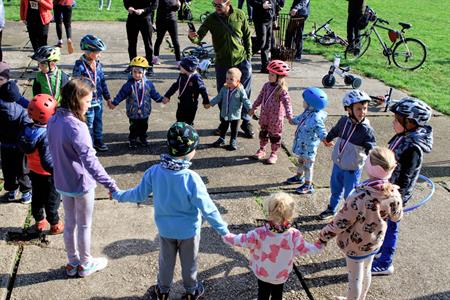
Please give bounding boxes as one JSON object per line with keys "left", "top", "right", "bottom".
{"left": 340, "top": 66, "right": 350, "bottom": 72}
{"left": 398, "top": 22, "right": 412, "bottom": 30}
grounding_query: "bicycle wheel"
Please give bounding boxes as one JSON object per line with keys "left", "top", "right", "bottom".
{"left": 317, "top": 33, "right": 338, "bottom": 46}
{"left": 344, "top": 33, "right": 371, "bottom": 61}
{"left": 181, "top": 46, "right": 198, "bottom": 58}
{"left": 392, "top": 38, "right": 427, "bottom": 70}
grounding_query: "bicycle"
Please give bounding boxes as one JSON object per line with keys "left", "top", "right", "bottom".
{"left": 303, "top": 18, "right": 348, "bottom": 47}
{"left": 180, "top": 42, "right": 215, "bottom": 77}
{"left": 369, "top": 87, "right": 394, "bottom": 112}
{"left": 344, "top": 6, "right": 427, "bottom": 70}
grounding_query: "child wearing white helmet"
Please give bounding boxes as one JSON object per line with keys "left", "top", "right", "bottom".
{"left": 286, "top": 87, "right": 328, "bottom": 194}
{"left": 372, "top": 97, "right": 433, "bottom": 276}
{"left": 319, "top": 89, "right": 376, "bottom": 220}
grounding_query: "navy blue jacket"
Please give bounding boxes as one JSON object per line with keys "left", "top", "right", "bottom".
{"left": 18, "top": 125, "right": 53, "bottom": 173}
{"left": 0, "top": 98, "right": 33, "bottom": 147}
{"left": 164, "top": 73, "right": 209, "bottom": 106}
{"left": 0, "top": 80, "right": 29, "bottom": 108}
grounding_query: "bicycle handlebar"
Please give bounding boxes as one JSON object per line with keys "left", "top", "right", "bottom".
{"left": 377, "top": 17, "right": 389, "bottom": 25}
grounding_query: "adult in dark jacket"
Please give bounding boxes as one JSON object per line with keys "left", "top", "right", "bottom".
{"left": 284, "top": 0, "right": 309, "bottom": 60}
{"left": 347, "top": 0, "right": 365, "bottom": 50}
{"left": 153, "top": 0, "right": 181, "bottom": 64}
{"left": 123, "top": 0, "right": 158, "bottom": 73}
{"left": 250, "top": 0, "right": 275, "bottom": 72}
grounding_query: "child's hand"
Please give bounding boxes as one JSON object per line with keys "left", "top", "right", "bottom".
{"left": 323, "top": 140, "right": 334, "bottom": 147}
{"left": 162, "top": 97, "right": 170, "bottom": 104}
{"left": 222, "top": 233, "right": 236, "bottom": 244}
{"left": 107, "top": 101, "right": 116, "bottom": 110}
{"left": 288, "top": 118, "right": 295, "bottom": 125}
{"left": 204, "top": 104, "right": 211, "bottom": 109}
{"left": 248, "top": 108, "right": 255, "bottom": 116}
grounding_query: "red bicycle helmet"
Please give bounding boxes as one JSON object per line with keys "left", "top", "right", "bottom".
{"left": 267, "top": 60, "right": 290, "bottom": 76}
{"left": 28, "top": 94, "right": 57, "bottom": 124}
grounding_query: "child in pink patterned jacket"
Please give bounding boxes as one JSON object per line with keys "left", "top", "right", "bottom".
{"left": 248, "top": 60, "right": 294, "bottom": 164}
{"left": 223, "top": 192, "right": 322, "bottom": 300}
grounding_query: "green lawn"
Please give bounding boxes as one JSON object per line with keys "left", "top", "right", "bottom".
{"left": 4, "top": 0, "right": 449, "bottom": 114}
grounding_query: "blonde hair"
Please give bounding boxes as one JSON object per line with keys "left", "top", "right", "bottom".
{"left": 264, "top": 192, "right": 295, "bottom": 224}
{"left": 227, "top": 67, "right": 242, "bottom": 80}
{"left": 368, "top": 146, "right": 397, "bottom": 196}
{"left": 274, "top": 76, "right": 288, "bottom": 102}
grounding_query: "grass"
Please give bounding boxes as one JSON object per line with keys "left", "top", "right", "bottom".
{"left": 4, "top": 0, "right": 449, "bottom": 114}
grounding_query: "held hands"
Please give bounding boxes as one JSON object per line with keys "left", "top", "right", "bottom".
{"left": 323, "top": 139, "right": 335, "bottom": 147}
{"left": 288, "top": 118, "right": 295, "bottom": 125}
{"left": 128, "top": 7, "right": 135, "bottom": 14}
{"left": 262, "top": 1, "right": 272, "bottom": 9}
{"left": 290, "top": 9, "right": 298, "bottom": 17}
{"left": 248, "top": 108, "right": 255, "bottom": 116}
{"left": 107, "top": 100, "right": 116, "bottom": 110}
{"left": 135, "top": 9, "right": 145, "bottom": 15}
{"left": 162, "top": 97, "right": 170, "bottom": 104}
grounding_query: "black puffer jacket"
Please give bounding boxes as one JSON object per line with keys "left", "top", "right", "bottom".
{"left": 250, "top": 0, "right": 276, "bottom": 23}
{"left": 388, "top": 125, "right": 433, "bottom": 204}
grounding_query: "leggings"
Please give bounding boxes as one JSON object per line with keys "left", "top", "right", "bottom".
{"left": 62, "top": 189, "right": 95, "bottom": 265}
{"left": 154, "top": 18, "right": 181, "bottom": 61}
{"left": 346, "top": 255, "right": 374, "bottom": 300}
{"left": 53, "top": 4, "right": 72, "bottom": 40}
{"left": 259, "top": 128, "right": 282, "bottom": 154}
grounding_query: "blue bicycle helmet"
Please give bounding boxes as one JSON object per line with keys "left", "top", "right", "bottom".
{"left": 303, "top": 87, "right": 328, "bottom": 110}
{"left": 80, "top": 34, "right": 107, "bottom": 51}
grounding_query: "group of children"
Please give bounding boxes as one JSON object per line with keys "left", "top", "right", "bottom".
{"left": 0, "top": 30, "right": 435, "bottom": 300}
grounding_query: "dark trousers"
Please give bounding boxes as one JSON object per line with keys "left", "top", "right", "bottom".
{"left": 238, "top": 0, "right": 253, "bottom": 19}
{"left": 219, "top": 119, "right": 239, "bottom": 141}
{"left": 0, "top": 146, "right": 32, "bottom": 193}
{"left": 253, "top": 21, "right": 273, "bottom": 69}
{"left": 285, "top": 17, "right": 306, "bottom": 59}
{"left": 176, "top": 103, "right": 198, "bottom": 126}
{"left": 29, "top": 171, "right": 60, "bottom": 225}
{"left": 0, "top": 30, "right": 3, "bottom": 62}
{"left": 257, "top": 279, "right": 284, "bottom": 300}
{"left": 347, "top": 0, "right": 365, "bottom": 46}
{"left": 54, "top": 4, "right": 73, "bottom": 40}
{"left": 27, "top": 21, "right": 49, "bottom": 52}
{"left": 154, "top": 18, "right": 181, "bottom": 61}
{"left": 126, "top": 16, "right": 154, "bottom": 63}
{"left": 129, "top": 118, "right": 149, "bottom": 141}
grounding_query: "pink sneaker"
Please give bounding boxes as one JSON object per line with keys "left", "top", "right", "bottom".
{"left": 152, "top": 56, "right": 160, "bottom": 65}
{"left": 253, "top": 149, "right": 266, "bottom": 160}
{"left": 266, "top": 153, "right": 278, "bottom": 164}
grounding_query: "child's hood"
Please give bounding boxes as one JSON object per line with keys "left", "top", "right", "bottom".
{"left": 19, "top": 125, "right": 46, "bottom": 154}
{"left": 0, "top": 81, "right": 21, "bottom": 103}
{"left": 355, "top": 183, "right": 400, "bottom": 202}
{"left": 404, "top": 125, "right": 433, "bottom": 154}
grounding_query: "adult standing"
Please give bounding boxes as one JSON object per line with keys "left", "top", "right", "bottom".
{"left": 20, "top": 0, "right": 53, "bottom": 52}
{"left": 153, "top": 0, "right": 181, "bottom": 65}
{"left": 250, "top": 0, "right": 275, "bottom": 73}
{"left": 123, "top": 0, "right": 157, "bottom": 74}
{"left": 284, "top": 0, "right": 309, "bottom": 61}
{"left": 347, "top": 0, "right": 365, "bottom": 51}
{"left": 188, "top": 0, "right": 254, "bottom": 138}
{"left": 0, "top": 0, "right": 4, "bottom": 62}
{"left": 238, "top": 0, "right": 252, "bottom": 22}
{"left": 53, "top": 0, "right": 74, "bottom": 54}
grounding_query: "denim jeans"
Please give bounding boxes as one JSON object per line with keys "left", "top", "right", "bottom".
{"left": 375, "top": 219, "right": 400, "bottom": 267}
{"left": 329, "top": 164, "right": 362, "bottom": 212}
{"left": 85, "top": 103, "right": 104, "bottom": 146}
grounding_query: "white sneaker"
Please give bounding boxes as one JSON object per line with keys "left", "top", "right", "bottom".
{"left": 372, "top": 264, "right": 394, "bottom": 276}
{"left": 78, "top": 257, "right": 108, "bottom": 277}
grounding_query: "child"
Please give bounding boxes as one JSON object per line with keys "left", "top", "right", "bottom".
{"left": 207, "top": 67, "right": 251, "bottom": 151}
{"left": 53, "top": 0, "right": 75, "bottom": 54}
{"left": 47, "top": 78, "right": 119, "bottom": 277}
{"left": 0, "top": 62, "right": 33, "bottom": 203}
{"left": 18, "top": 94, "right": 64, "bottom": 234}
{"left": 318, "top": 147, "right": 403, "bottom": 300}
{"left": 31, "top": 45, "right": 70, "bottom": 103}
{"left": 249, "top": 60, "right": 293, "bottom": 164}
{"left": 223, "top": 192, "right": 322, "bottom": 300}
{"left": 113, "top": 122, "right": 229, "bottom": 300}
{"left": 109, "top": 56, "right": 163, "bottom": 148}
{"left": 372, "top": 98, "right": 432, "bottom": 275}
{"left": 73, "top": 34, "right": 111, "bottom": 152}
{"left": 286, "top": 87, "right": 328, "bottom": 194}
{"left": 20, "top": 0, "right": 53, "bottom": 52}
{"left": 319, "top": 90, "right": 376, "bottom": 220}
{"left": 162, "top": 56, "right": 209, "bottom": 126}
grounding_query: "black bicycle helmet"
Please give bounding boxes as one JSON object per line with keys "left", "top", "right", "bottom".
{"left": 390, "top": 97, "right": 432, "bottom": 126}
{"left": 80, "top": 34, "right": 107, "bottom": 51}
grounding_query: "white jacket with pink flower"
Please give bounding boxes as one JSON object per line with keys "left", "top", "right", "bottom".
{"left": 223, "top": 225, "right": 322, "bottom": 284}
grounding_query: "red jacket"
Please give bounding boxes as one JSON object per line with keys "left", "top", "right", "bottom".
{"left": 20, "top": 0, "right": 53, "bottom": 25}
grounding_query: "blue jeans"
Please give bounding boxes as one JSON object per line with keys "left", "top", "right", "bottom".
{"left": 329, "top": 164, "right": 362, "bottom": 212}
{"left": 375, "top": 219, "right": 399, "bottom": 267}
{"left": 85, "top": 103, "right": 104, "bottom": 146}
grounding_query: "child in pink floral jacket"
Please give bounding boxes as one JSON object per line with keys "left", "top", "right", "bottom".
{"left": 223, "top": 192, "right": 322, "bottom": 300}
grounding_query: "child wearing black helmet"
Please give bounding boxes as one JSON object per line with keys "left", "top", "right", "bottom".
{"left": 162, "top": 56, "right": 209, "bottom": 126}
{"left": 31, "top": 45, "right": 70, "bottom": 103}
{"left": 73, "top": 34, "right": 111, "bottom": 152}
{"left": 372, "top": 98, "right": 433, "bottom": 276}
{"left": 109, "top": 56, "right": 163, "bottom": 148}
{"left": 113, "top": 122, "right": 229, "bottom": 300}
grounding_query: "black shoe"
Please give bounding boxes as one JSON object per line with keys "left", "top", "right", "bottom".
{"left": 123, "top": 66, "right": 132, "bottom": 74}
{"left": 149, "top": 285, "right": 170, "bottom": 300}
{"left": 227, "top": 139, "right": 238, "bottom": 151}
{"left": 240, "top": 123, "right": 255, "bottom": 139}
{"left": 319, "top": 206, "right": 335, "bottom": 220}
{"left": 128, "top": 140, "right": 138, "bottom": 149}
{"left": 139, "top": 138, "right": 149, "bottom": 147}
{"left": 94, "top": 143, "right": 109, "bottom": 152}
{"left": 212, "top": 137, "right": 226, "bottom": 147}
{"left": 181, "top": 282, "right": 204, "bottom": 300}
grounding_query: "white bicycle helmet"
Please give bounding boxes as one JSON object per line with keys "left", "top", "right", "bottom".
{"left": 342, "top": 89, "right": 371, "bottom": 107}
{"left": 390, "top": 97, "right": 432, "bottom": 126}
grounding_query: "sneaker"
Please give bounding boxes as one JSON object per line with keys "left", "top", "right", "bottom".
{"left": 152, "top": 56, "right": 160, "bottom": 65}
{"left": 139, "top": 138, "right": 150, "bottom": 147}
{"left": 50, "top": 220, "right": 64, "bottom": 235}
{"left": 371, "top": 263, "right": 394, "bottom": 276}
{"left": 21, "top": 191, "right": 32, "bottom": 204}
{"left": 55, "top": 41, "right": 63, "bottom": 48}
{"left": 7, "top": 189, "right": 18, "bottom": 201}
{"left": 65, "top": 261, "right": 79, "bottom": 277}
{"left": 67, "top": 39, "right": 74, "bottom": 54}
{"left": 212, "top": 137, "right": 226, "bottom": 147}
{"left": 253, "top": 149, "right": 266, "bottom": 160}
{"left": 240, "top": 123, "right": 255, "bottom": 138}
{"left": 319, "top": 206, "right": 335, "bottom": 220}
{"left": 285, "top": 175, "right": 305, "bottom": 185}
{"left": 296, "top": 183, "right": 315, "bottom": 194}
{"left": 129, "top": 140, "right": 138, "bottom": 149}
{"left": 94, "top": 143, "right": 109, "bottom": 152}
{"left": 181, "top": 282, "right": 205, "bottom": 300}
{"left": 227, "top": 139, "right": 237, "bottom": 151}
{"left": 78, "top": 257, "right": 108, "bottom": 277}
{"left": 35, "top": 219, "right": 49, "bottom": 232}
{"left": 266, "top": 153, "right": 278, "bottom": 164}
{"left": 335, "top": 297, "right": 347, "bottom": 300}
{"left": 149, "top": 285, "right": 170, "bottom": 300}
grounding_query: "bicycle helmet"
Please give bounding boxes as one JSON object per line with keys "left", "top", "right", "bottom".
{"left": 303, "top": 87, "right": 328, "bottom": 110}
{"left": 28, "top": 94, "right": 57, "bottom": 124}
{"left": 80, "top": 34, "right": 107, "bottom": 52}
{"left": 130, "top": 56, "right": 150, "bottom": 68}
{"left": 31, "top": 46, "right": 61, "bottom": 62}
{"left": 342, "top": 89, "right": 371, "bottom": 108}
{"left": 267, "top": 60, "right": 290, "bottom": 76}
{"left": 389, "top": 97, "right": 432, "bottom": 126}
{"left": 180, "top": 56, "right": 199, "bottom": 73}
{"left": 167, "top": 122, "right": 199, "bottom": 157}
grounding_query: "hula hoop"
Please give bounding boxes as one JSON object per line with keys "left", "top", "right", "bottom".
{"left": 403, "top": 174, "right": 435, "bottom": 213}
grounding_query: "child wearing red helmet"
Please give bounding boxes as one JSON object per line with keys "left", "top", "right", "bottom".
{"left": 18, "top": 94, "right": 64, "bottom": 234}
{"left": 249, "top": 60, "right": 293, "bottom": 164}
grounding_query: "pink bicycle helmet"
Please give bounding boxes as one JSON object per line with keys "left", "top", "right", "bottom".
{"left": 267, "top": 60, "right": 290, "bottom": 76}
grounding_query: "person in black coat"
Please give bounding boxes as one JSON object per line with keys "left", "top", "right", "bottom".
{"left": 284, "top": 0, "right": 309, "bottom": 60}
{"left": 250, "top": 0, "right": 275, "bottom": 72}
{"left": 153, "top": 0, "right": 181, "bottom": 64}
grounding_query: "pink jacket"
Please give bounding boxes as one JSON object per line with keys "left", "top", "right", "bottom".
{"left": 20, "top": 0, "right": 53, "bottom": 25}
{"left": 252, "top": 82, "right": 293, "bottom": 135}
{"left": 223, "top": 225, "right": 322, "bottom": 284}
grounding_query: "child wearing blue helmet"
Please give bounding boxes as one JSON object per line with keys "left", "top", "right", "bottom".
{"left": 286, "top": 87, "right": 328, "bottom": 194}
